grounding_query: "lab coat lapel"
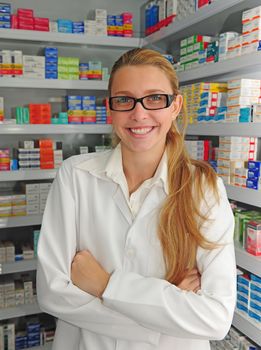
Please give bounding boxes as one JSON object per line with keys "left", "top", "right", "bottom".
{"left": 135, "top": 187, "right": 166, "bottom": 221}
{"left": 113, "top": 186, "right": 133, "bottom": 225}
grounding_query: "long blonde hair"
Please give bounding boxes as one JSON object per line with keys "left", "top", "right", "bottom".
{"left": 109, "top": 48, "right": 218, "bottom": 285}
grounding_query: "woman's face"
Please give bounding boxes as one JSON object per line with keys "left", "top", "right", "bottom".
{"left": 110, "top": 65, "right": 182, "bottom": 156}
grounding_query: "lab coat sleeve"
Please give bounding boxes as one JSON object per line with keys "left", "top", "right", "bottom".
{"left": 102, "top": 177, "right": 237, "bottom": 340}
{"left": 36, "top": 157, "right": 160, "bottom": 345}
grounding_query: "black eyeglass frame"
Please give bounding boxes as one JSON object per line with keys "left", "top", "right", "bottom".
{"left": 109, "top": 93, "right": 176, "bottom": 112}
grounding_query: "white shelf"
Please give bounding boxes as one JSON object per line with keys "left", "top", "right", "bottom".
{"left": 186, "top": 123, "right": 261, "bottom": 137}
{"left": 0, "top": 215, "right": 42, "bottom": 229}
{"left": 0, "top": 124, "right": 112, "bottom": 134}
{"left": 0, "top": 29, "right": 141, "bottom": 49}
{"left": 233, "top": 310, "right": 261, "bottom": 346}
{"left": 0, "top": 77, "right": 108, "bottom": 90}
{"left": 0, "top": 259, "right": 37, "bottom": 275}
{"left": 0, "top": 303, "right": 42, "bottom": 321}
{"left": 235, "top": 243, "right": 261, "bottom": 277}
{"left": 0, "top": 169, "right": 57, "bottom": 181}
{"left": 225, "top": 185, "right": 261, "bottom": 207}
{"left": 178, "top": 52, "right": 261, "bottom": 84}
{"left": 28, "top": 343, "right": 53, "bottom": 350}
{"left": 142, "top": 0, "right": 261, "bottom": 50}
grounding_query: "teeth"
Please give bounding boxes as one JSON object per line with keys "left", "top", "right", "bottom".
{"left": 130, "top": 127, "right": 152, "bottom": 134}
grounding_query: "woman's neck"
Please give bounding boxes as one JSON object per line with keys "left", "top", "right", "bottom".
{"left": 122, "top": 147, "right": 165, "bottom": 194}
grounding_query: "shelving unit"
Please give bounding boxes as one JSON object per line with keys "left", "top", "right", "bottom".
{"left": 0, "top": 259, "right": 37, "bottom": 275}
{"left": 186, "top": 123, "right": 261, "bottom": 137}
{"left": 235, "top": 243, "right": 261, "bottom": 278}
{"left": 0, "top": 28, "right": 141, "bottom": 48}
{"left": 0, "top": 303, "right": 42, "bottom": 321}
{"left": 0, "top": 169, "right": 57, "bottom": 181}
{"left": 225, "top": 185, "right": 261, "bottom": 207}
{"left": 27, "top": 343, "right": 53, "bottom": 350}
{"left": 0, "top": 124, "right": 112, "bottom": 135}
{"left": 178, "top": 52, "right": 261, "bottom": 84}
{"left": 0, "top": 77, "right": 108, "bottom": 90}
{"left": 142, "top": 0, "right": 261, "bottom": 51}
{"left": 233, "top": 311, "right": 261, "bottom": 346}
{"left": 0, "top": 215, "right": 42, "bottom": 229}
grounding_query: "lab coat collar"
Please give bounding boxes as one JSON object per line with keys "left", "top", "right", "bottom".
{"left": 75, "top": 143, "right": 169, "bottom": 195}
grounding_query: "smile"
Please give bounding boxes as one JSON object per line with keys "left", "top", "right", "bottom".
{"left": 129, "top": 127, "right": 154, "bottom": 135}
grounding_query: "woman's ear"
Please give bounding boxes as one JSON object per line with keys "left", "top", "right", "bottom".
{"left": 171, "top": 94, "right": 183, "bottom": 121}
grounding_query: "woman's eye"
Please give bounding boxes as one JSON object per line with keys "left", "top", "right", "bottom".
{"left": 116, "top": 97, "right": 132, "bottom": 104}
{"left": 148, "top": 94, "right": 163, "bottom": 101}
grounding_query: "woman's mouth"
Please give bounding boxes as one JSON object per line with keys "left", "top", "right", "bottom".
{"left": 129, "top": 127, "right": 154, "bottom": 135}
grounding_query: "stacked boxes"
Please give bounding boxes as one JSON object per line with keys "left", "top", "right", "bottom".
{"left": 96, "top": 106, "right": 107, "bottom": 124}
{"left": 122, "top": 12, "right": 133, "bottom": 37}
{"left": 14, "top": 8, "right": 49, "bottom": 31}
{"left": 227, "top": 79, "right": 261, "bottom": 122}
{"left": 23, "top": 182, "right": 52, "bottom": 215}
{"left": 0, "top": 2, "right": 11, "bottom": 29}
{"left": 29, "top": 104, "right": 51, "bottom": 124}
{"left": 196, "top": 82, "right": 227, "bottom": 122}
{"left": 72, "top": 21, "right": 84, "bottom": 34}
{"left": 88, "top": 61, "right": 102, "bottom": 80}
{"left": 185, "top": 140, "right": 212, "bottom": 161}
{"left": 57, "top": 19, "right": 72, "bottom": 33}
{"left": 95, "top": 9, "right": 107, "bottom": 36}
{"left": 242, "top": 5, "right": 261, "bottom": 55}
{"left": 39, "top": 139, "right": 54, "bottom": 170}
{"left": 247, "top": 160, "right": 261, "bottom": 190}
{"left": 246, "top": 220, "right": 261, "bottom": 256}
{"left": 27, "top": 322, "right": 41, "bottom": 348}
{"left": 236, "top": 272, "right": 261, "bottom": 326}
{"left": 0, "top": 148, "right": 9, "bottom": 171}
{"left": 0, "top": 194, "right": 26, "bottom": 217}
{"left": 217, "top": 136, "right": 258, "bottom": 186}
{"left": 45, "top": 47, "right": 58, "bottom": 80}
{"left": 18, "top": 140, "right": 41, "bottom": 169}
{"left": 144, "top": 0, "right": 176, "bottom": 36}
{"left": 218, "top": 32, "right": 239, "bottom": 61}
{"left": 58, "top": 56, "right": 79, "bottom": 80}
{"left": 0, "top": 50, "right": 23, "bottom": 77}
{"left": 84, "top": 19, "right": 96, "bottom": 35}
{"left": 67, "top": 95, "right": 96, "bottom": 124}
{"left": 180, "top": 35, "right": 212, "bottom": 71}
{"left": 23, "top": 55, "right": 45, "bottom": 79}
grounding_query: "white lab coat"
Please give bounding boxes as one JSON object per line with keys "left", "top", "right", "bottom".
{"left": 37, "top": 149, "right": 237, "bottom": 350}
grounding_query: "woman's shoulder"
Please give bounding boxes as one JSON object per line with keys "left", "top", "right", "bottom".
{"left": 58, "top": 150, "right": 114, "bottom": 177}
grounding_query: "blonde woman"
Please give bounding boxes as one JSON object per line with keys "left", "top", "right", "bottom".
{"left": 37, "top": 48, "right": 236, "bottom": 350}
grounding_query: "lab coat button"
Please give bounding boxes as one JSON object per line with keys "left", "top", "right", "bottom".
{"left": 126, "top": 247, "right": 135, "bottom": 258}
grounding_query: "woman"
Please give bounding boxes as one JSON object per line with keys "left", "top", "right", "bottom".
{"left": 37, "top": 48, "right": 236, "bottom": 350}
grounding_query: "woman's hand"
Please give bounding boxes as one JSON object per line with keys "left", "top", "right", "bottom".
{"left": 71, "top": 250, "right": 110, "bottom": 298}
{"left": 177, "top": 268, "right": 201, "bottom": 293}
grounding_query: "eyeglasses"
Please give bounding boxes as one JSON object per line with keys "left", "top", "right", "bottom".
{"left": 109, "top": 93, "right": 175, "bottom": 112}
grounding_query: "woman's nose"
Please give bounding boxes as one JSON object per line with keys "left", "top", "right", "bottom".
{"left": 129, "top": 101, "right": 149, "bottom": 120}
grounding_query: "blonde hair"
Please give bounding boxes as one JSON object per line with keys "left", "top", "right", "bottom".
{"left": 109, "top": 48, "right": 218, "bottom": 285}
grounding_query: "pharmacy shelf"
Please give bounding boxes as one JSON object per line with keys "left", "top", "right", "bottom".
{"left": 142, "top": 0, "right": 261, "bottom": 51}
{"left": 178, "top": 52, "right": 261, "bottom": 84}
{"left": 0, "top": 169, "right": 57, "bottom": 181}
{"left": 225, "top": 185, "right": 261, "bottom": 207}
{"left": 0, "top": 29, "right": 141, "bottom": 49}
{"left": 0, "top": 259, "right": 37, "bottom": 275}
{"left": 28, "top": 343, "right": 53, "bottom": 350}
{"left": 0, "top": 215, "right": 42, "bottom": 229}
{"left": 233, "top": 310, "right": 261, "bottom": 346}
{"left": 186, "top": 123, "right": 261, "bottom": 137}
{"left": 0, "top": 124, "right": 112, "bottom": 134}
{"left": 0, "top": 303, "right": 42, "bottom": 321}
{"left": 235, "top": 244, "right": 261, "bottom": 277}
{"left": 0, "top": 77, "right": 108, "bottom": 90}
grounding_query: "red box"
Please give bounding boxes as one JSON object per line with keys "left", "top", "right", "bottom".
{"left": 11, "top": 15, "right": 18, "bottom": 29}
{"left": 17, "top": 8, "right": 34, "bottom": 17}
{"left": 246, "top": 221, "right": 261, "bottom": 256}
